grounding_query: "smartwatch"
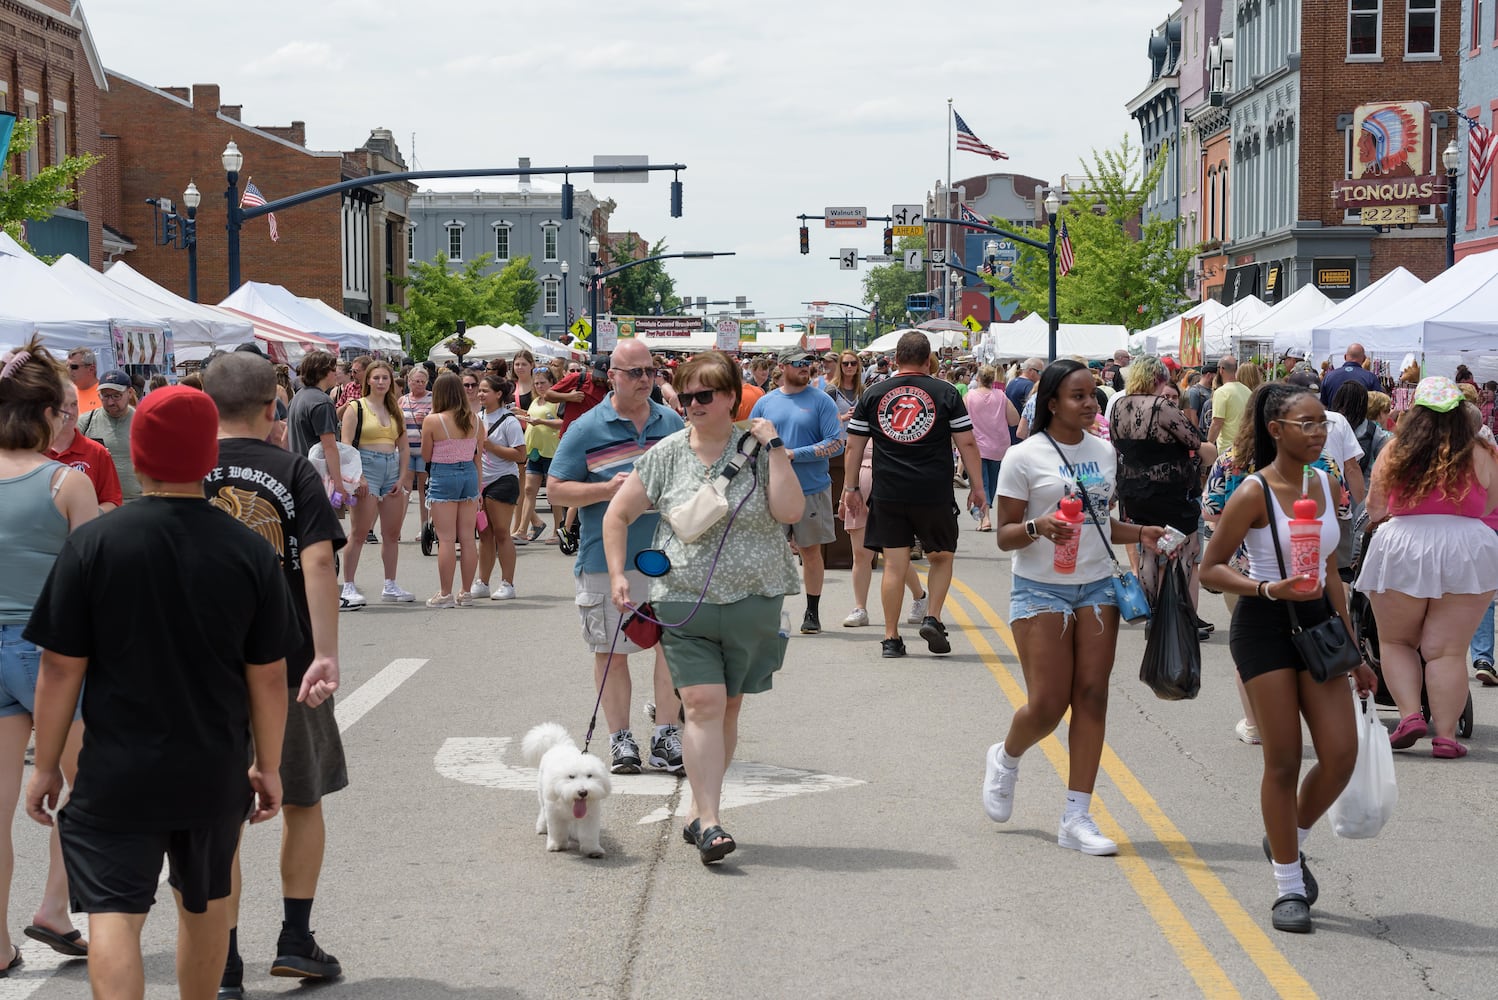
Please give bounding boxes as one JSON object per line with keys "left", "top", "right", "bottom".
{"left": 1024, "top": 519, "right": 1039, "bottom": 540}
{"left": 767, "top": 436, "right": 785, "bottom": 450}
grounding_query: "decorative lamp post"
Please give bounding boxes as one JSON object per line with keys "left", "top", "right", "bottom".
{"left": 182, "top": 181, "right": 201, "bottom": 302}
{"left": 872, "top": 292, "right": 880, "bottom": 342}
{"left": 654, "top": 290, "right": 662, "bottom": 315}
{"left": 222, "top": 142, "right": 244, "bottom": 292}
{"left": 560, "top": 260, "right": 569, "bottom": 337}
{"left": 588, "top": 236, "right": 601, "bottom": 340}
{"left": 1444, "top": 139, "right": 1460, "bottom": 269}
{"left": 949, "top": 267, "right": 962, "bottom": 322}
{"left": 1044, "top": 189, "right": 1061, "bottom": 362}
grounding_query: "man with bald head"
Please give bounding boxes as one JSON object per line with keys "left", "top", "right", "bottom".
{"left": 1320, "top": 342, "right": 1380, "bottom": 406}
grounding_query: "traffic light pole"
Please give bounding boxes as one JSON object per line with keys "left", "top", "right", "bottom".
{"left": 924, "top": 216, "right": 1059, "bottom": 361}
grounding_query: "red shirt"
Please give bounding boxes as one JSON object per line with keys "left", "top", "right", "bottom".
{"left": 46, "top": 433, "right": 122, "bottom": 507}
{"left": 551, "top": 372, "right": 610, "bottom": 435}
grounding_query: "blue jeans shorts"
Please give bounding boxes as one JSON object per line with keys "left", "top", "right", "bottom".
{"left": 1008, "top": 574, "right": 1118, "bottom": 625}
{"left": 526, "top": 453, "right": 552, "bottom": 477}
{"left": 427, "top": 460, "right": 478, "bottom": 503}
{"left": 406, "top": 448, "right": 426, "bottom": 474}
{"left": 359, "top": 449, "right": 401, "bottom": 498}
{"left": 0, "top": 624, "right": 80, "bottom": 720}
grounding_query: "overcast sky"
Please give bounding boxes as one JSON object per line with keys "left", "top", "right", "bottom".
{"left": 84, "top": 0, "right": 1172, "bottom": 321}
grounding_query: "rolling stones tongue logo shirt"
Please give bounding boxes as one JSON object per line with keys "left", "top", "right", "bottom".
{"left": 848, "top": 373, "right": 971, "bottom": 503}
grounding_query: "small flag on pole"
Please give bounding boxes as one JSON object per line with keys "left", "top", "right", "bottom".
{"left": 1456, "top": 109, "right": 1498, "bottom": 198}
{"left": 240, "top": 181, "right": 280, "bottom": 242}
{"left": 1057, "top": 220, "right": 1074, "bottom": 277}
{"left": 954, "top": 109, "right": 1008, "bottom": 161}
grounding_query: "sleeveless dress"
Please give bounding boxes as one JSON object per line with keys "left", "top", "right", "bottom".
{"left": 1356, "top": 478, "right": 1498, "bottom": 598}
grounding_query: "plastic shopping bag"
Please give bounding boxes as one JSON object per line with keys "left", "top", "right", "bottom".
{"left": 307, "top": 443, "right": 363, "bottom": 504}
{"left": 1329, "top": 694, "right": 1398, "bottom": 839}
{"left": 1139, "top": 561, "right": 1201, "bottom": 700}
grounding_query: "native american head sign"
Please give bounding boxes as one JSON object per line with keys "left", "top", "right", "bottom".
{"left": 1353, "top": 101, "right": 1428, "bottom": 179}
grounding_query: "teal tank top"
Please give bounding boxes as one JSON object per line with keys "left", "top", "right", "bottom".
{"left": 0, "top": 461, "right": 70, "bottom": 625}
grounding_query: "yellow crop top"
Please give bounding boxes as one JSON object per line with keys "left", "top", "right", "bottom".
{"left": 354, "top": 398, "right": 402, "bottom": 446}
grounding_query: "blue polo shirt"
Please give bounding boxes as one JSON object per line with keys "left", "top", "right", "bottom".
{"left": 548, "top": 393, "right": 684, "bottom": 575}
{"left": 749, "top": 386, "right": 844, "bottom": 495}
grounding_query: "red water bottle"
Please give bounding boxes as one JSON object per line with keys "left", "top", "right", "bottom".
{"left": 1287, "top": 466, "right": 1321, "bottom": 592}
{"left": 1053, "top": 493, "right": 1085, "bottom": 574}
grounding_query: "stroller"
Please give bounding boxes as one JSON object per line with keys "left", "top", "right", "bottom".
{"left": 1347, "top": 511, "right": 1475, "bottom": 738}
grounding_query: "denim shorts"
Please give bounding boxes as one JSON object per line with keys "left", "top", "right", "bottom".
{"left": 359, "top": 449, "right": 401, "bottom": 498}
{"left": 406, "top": 448, "right": 426, "bottom": 474}
{"left": 427, "top": 460, "right": 478, "bottom": 503}
{"left": 1008, "top": 574, "right": 1118, "bottom": 624}
{"left": 526, "top": 454, "right": 552, "bottom": 477}
{"left": 0, "top": 624, "right": 80, "bottom": 720}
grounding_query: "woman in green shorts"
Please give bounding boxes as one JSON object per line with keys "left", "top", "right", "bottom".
{"left": 603, "top": 351, "right": 804, "bottom": 864}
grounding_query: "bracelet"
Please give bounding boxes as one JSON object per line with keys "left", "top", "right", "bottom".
{"left": 1257, "top": 580, "right": 1276, "bottom": 601}
{"left": 843, "top": 486, "right": 860, "bottom": 494}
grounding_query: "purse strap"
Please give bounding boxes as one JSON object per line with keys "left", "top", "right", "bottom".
{"left": 712, "top": 433, "right": 761, "bottom": 492}
{"left": 1042, "top": 432, "right": 1124, "bottom": 574}
{"left": 1253, "top": 472, "right": 1304, "bottom": 631}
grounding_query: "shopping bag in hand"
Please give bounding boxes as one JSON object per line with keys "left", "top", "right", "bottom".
{"left": 1139, "top": 561, "right": 1201, "bottom": 700}
{"left": 1329, "top": 694, "right": 1398, "bottom": 839}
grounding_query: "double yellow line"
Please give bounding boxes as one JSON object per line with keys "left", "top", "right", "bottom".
{"left": 942, "top": 575, "right": 1317, "bottom": 1000}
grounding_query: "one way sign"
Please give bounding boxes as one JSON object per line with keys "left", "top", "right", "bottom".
{"left": 839, "top": 248, "right": 858, "bottom": 270}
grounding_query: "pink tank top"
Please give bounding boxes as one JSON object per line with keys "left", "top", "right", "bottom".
{"left": 429, "top": 414, "right": 477, "bottom": 464}
{"left": 1389, "top": 479, "right": 1485, "bottom": 518}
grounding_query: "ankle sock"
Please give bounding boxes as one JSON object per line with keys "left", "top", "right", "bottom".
{"left": 806, "top": 594, "right": 821, "bottom": 615}
{"left": 283, "top": 897, "right": 314, "bottom": 936}
{"left": 1063, "top": 790, "right": 1091, "bottom": 818}
{"left": 1273, "top": 861, "right": 1306, "bottom": 898}
{"left": 998, "top": 746, "right": 1021, "bottom": 770}
{"left": 1297, "top": 827, "right": 1311, "bottom": 849}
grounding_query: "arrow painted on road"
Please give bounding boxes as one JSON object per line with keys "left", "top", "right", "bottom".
{"left": 436, "top": 737, "right": 865, "bottom": 825}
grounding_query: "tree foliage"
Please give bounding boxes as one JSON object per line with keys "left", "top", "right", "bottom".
{"left": 392, "top": 253, "right": 539, "bottom": 359}
{"left": 991, "top": 135, "right": 1198, "bottom": 332}
{"left": 0, "top": 116, "right": 104, "bottom": 254}
{"left": 601, "top": 235, "right": 680, "bottom": 316}
{"left": 859, "top": 234, "right": 926, "bottom": 331}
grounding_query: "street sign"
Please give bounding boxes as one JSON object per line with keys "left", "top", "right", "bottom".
{"left": 839, "top": 248, "right": 858, "bottom": 270}
{"left": 825, "top": 206, "right": 868, "bottom": 229}
{"left": 890, "top": 204, "right": 923, "bottom": 227}
{"left": 930, "top": 248, "right": 948, "bottom": 270}
{"left": 904, "top": 249, "right": 923, "bottom": 272}
{"left": 865, "top": 254, "right": 892, "bottom": 263}
{"left": 592, "top": 154, "right": 649, "bottom": 183}
{"left": 596, "top": 320, "right": 617, "bottom": 352}
{"left": 569, "top": 317, "right": 592, "bottom": 339}
{"left": 715, "top": 319, "right": 740, "bottom": 352}
{"left": 893, "top": 226, "right": 925, "bottom": 238}
{"left": 962, "top": 315, "right": 983, "bottom": 334}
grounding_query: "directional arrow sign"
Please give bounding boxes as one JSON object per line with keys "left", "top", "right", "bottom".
{"left": 891, "top": 204, "right": 924, "bottom": 237}
{"left": 930, "top": 248, "right": 948, "bottom": 269}
{"left": 839, "top": 248, "right": 858, "bottom": 270}
{"left": 435, "top": 737, "right": 865, "bottom": 824}
{"left": 904, "top": 249, "right": 924, "bottom": 273}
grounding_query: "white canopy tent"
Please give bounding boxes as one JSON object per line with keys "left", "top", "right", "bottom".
{"left": 1202, "top": 295, "right": 1270, "bottom": 357}
{"left": 741, "top": 325, "right": 805, "bottom": 355}
{"left": 222, "top": 282, "right": 393, "bottom": 355}
{"left": 55, "top": 255, "right": 251, "bottom": 354}
{"left": 1129, "top": 299, "right": 1225, "bottom": 356}
{"left": 1276, "top": 267, "right": 1425, "bottom": 357}
{"left": 427, "top": 324, "right": 536, "bottom": 362}
{"left": 497, "top": 323, "right": 578, "bottom": 361}
{"left": 297, "top": 297, "right": 402, "bottom": 354}
{"left": 978, "top": 314, "right": 1129, "bottom": 360}
{"left": 0, "top": 233, "right": 131, "bottom": 356}
{"left": 1231, "top": 285, "right": 1335, "bottom": 346}
{"left": 1361, "top": 251, "right": 1498, "bottom": 354}
{"left": 864, "top": 327, "right": 965, "bottom": 353}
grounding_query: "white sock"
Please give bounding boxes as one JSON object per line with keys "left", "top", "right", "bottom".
{"left": 1064, "top": 790, "right": 1091, "bottom": 818}
{"left": 998, "top": 744, "right": 1021, "bottom": 770}
{"left": 1273, "top": 860, "right": 1306, "bottom": 898}
{"left": 385, "top": 579, "right": 396, "bottom": 587}
{"left": 1297, "top": 827, "right": 1311, "bottom": 849}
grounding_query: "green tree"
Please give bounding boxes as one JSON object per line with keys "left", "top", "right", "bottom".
{"left": 600, "top": 235, "right": 680, "bottom": 315}
{"left": 992, "top": 136, "right": 1198, "bottom": 332}
{"left": 0, "top": 116, "right": 103, "bottom": 254}
{"left": 392, "top": 253, "right": 539, "bottom": 359}
{"left": 861, "top": 235, "right": 926, "bottom": 330}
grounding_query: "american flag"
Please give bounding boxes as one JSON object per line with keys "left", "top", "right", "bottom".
{"left": 240, "top": 181, "right": 280, "bottom": 242}
{"left": 1456, "top": 109, "right": 1498, "bottom": 198}
{"left": 1057, "top": 220, "right": 1074, "bottom": 277}
{"left": 954, "top": 109, "right": 1008, "bottom": 161}
{"left": 958, "top": 201, "right": 987, "bottom": 231}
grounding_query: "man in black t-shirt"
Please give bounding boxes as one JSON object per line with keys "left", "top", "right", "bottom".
{"left": 204, "top": 352, "right": 349, "bottom": 992}
{"left": 843, "top": 332, "right": 986, "bottom": 659}
{"left": 26, "top": 385, "right": 300, "bottom": 1000}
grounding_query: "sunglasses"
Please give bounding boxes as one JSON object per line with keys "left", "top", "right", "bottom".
{"left": 462, "top": 381, "right": 478, "bottom": 389}
{"left": 679, "top": 389, "right": 719, "bottom": 406}
{"left": 841, "top": 360, "right": 859, "bottom": 367}
{"left": 785, "top": 360, "right": 816, "bottom": 369}
{"left": 69, "top": 363, "right": 93, "bottom": 370}
{"left": 610, "top": 367, "right": 651, "bottom": 380}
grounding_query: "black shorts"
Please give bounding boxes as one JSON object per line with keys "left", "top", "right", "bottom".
{"left": 863, "top": 498, "right": 959, "bottom": 554}
{"left": 58, "top": 806, "right": 246, "bottom": 914}
{"left": 482, "top": 474, "right": 520, "bottom": 505}
{"left": 1229, "top": 594, "right": 1337, "bottom": 682}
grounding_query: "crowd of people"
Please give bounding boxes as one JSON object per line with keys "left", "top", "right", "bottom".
{"left": 3, "top": 324, "right": 1496, "bottom": 1000}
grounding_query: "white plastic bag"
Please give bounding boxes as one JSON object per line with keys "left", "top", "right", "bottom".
{"left": 306, "top": 442, "right": 363, "bottom": 501}
{"left": 1329, "top": 694, "right": 1398, "bottom": 839}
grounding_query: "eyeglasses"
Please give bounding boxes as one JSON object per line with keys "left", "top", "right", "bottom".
{"left": 1275, "top": 418, "right": 1331, "bottom": 434}
{"left": 841, "top": 360, "right": 860, "bottom": 367}
{"left": 462, "top": 381, "right": 478, "bottom": 389}
{"left": 679, "top": 389, "right": 719, "bottom": 406}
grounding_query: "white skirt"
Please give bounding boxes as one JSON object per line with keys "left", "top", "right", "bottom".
{"left": 1355, "top": 514, "right": 1498, "bottom": 599}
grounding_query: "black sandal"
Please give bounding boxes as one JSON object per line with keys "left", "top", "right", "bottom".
{"left": 682, "top": 819, "right": 701, "bottom": 845}
{"left": 696, "top": 824, "right": 736, "bottom": 864}
{"left": 2, "top": 945, "right": 22, "bottom": 976}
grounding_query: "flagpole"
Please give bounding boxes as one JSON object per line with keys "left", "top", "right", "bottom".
{"left": 946, "top": 98, "right": 953, "bottom": 318}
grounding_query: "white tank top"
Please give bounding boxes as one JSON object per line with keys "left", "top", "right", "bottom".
{"left": 1242, "top": 468, "right": 1342, "bottom": 585}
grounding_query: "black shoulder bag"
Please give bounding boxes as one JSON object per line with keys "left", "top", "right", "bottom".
{"left": 1254, "top": 473, "right": 1359, "bottom": 683}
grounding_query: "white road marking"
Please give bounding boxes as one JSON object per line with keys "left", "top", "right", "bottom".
{"left": 0, "top": 658, "right": 430, "bottom": 999}
{"left": 435, "top": 736, "right": 865, "bottom": 825}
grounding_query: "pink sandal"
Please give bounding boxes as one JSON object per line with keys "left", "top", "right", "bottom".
{"left": 1431, "top": 736, "right": 1468, "bottom": 759}
{"left": 1387, "top": 712, "right": 1428, "bottom": 749}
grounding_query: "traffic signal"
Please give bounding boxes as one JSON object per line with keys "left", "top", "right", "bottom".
{"left": 561, "top": 182, "right": 574, "bottom": 220}
{"left": 670, "top": 180, "right": 683, "bottom": 218}
{"left": 799, "top": 226, "right": 809, "bottom": 255}
{"left": 883, "top": 227, "right": 893, "bottom": 256}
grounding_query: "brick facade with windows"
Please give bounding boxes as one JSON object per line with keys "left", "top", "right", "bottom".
{"left": 1456, "top": 0, "right": 1498, "bottom": 259}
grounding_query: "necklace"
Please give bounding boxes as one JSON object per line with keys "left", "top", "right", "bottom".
{"left": 143, "top": 491, "right": 203, "bottom": 499}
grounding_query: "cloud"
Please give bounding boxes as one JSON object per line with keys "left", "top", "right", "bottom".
{"left": 245, "top": 41, "right": 347, "bottom": 76}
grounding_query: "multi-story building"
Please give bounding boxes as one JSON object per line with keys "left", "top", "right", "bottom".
{"left": 1, "top": 0, "right": 109, "bottom": 264}
{"left": 1191, "top": 13, "right": 1236, "bottom": 302}
{"left": 1128, "top": 13, "right": 1185, "bottom": 243}
{"left": 927, "top": 172, "right": 1050, "bottom": 324}
{"left": 1456, "top": 0, "right": 1498, "bottom": 258}
{"left": 1180, "top": 0, "right": 1228, "bottom": 299}
{"left": 407, "top": 160, "right": 608, "bottom": 339}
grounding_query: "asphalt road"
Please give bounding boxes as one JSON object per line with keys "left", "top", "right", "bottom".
{"left": 9, "top": 503, "right": 1498, "bottom": 999}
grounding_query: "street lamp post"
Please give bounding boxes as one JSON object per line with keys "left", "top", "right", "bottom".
{"left": 872, "top": 293, "right": 881, "bottom": 342}
{"left": 588, "top": 236, "right": 601, "bottom": 340}
{"left": 1044, "top": 189, "right": 1060, "bottom": 363}
{"left": 560, "top": 260, "right": 569, "bottom": 337}
{"left": 1444, "top": 139, "right": 1460, "bottom": 269}
{"left": 654, "top": 290, "right": 663, "bottom": 315}
{"left": 182, "top": 182, "right": 201, "bottom": 303}
{"left": 222, "top": 142, "right": 244, "bottom": 293}
{"left": 949, "top": 268, "right": 962, "bottom": 322}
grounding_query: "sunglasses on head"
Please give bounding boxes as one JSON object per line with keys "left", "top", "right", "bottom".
{"left": 679, "top": 389, "right": 719, "bottom": 406}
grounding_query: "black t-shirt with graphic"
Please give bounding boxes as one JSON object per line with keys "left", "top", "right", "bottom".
{"left": 848, "top": 373, "right": 972, "bottom": 504}
{"left": 287, "top": 385, "right": 338, "bottom": 461}
{"left": 25, "top": 497, "right": 302, "bottom": 831}
{"left": 206, "top": 437, "right": 346, "bottom": 688}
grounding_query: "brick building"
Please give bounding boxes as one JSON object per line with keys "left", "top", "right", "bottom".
{"left": 1, "top": 0, "right": 108, "bottom": 265}
{"left": 1456, "top": 0, "right": 1498, "bottom": 258}
{"left": 100, "top": 74, "right": 412, "bottom": 322}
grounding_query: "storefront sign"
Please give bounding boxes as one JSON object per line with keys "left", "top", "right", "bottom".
{"left": 1314, "top": 258, "right": 1358, "bottom": 300}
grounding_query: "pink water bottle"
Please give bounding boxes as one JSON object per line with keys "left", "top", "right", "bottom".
{"left": 1053, "top": 494, "right": 1085, "bottom": 574}
{"left": 1287, "top": 466, "right": 1321, "bottom": 592}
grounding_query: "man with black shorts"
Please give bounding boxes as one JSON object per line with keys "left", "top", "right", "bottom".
{"left": 204, "top": 352, "right": 348, "bottom": 997}
{"left": 841, "top": 331, "right": 986, "bottom": 657}
{"left": 26, "top": 385, "right": 299, "bottom": 1000}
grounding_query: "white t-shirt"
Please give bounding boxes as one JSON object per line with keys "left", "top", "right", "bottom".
{"left": 996, "top": 431, "right": 1119, "bottom": 585}
{"left": 1322, "top": 410, "right": 1364, "bottom": 470}
{"left": 480, "top": 408, "right": 525, "bottom": 485}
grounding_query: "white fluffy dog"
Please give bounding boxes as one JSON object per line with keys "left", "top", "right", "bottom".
{"left": 521, "top": 723, "right": 612, "bottom": 858}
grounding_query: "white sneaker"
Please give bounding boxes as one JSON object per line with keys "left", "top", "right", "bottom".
{"left": 492, "top": 581, "right": 517, "bottom": 601}
{"left": 982, "top": 743, "right": 1018, "bottom": 822}
{"left": 1057, "top": 812, "right": 1118, "bottom": 856}
{"left": 906, "top": 594, "right": 928, "bottom": 625}
{"left": 381, "top": 581, "right": 414, "bottom": 603}
{"left": 340, "top": 582, "right": 366, "bottom": 608}
{"left": 426, "top": 593, "right": 456, "bottom": 609}
{"left": 842, "top": 607, "right": 870, "bottom": 627}
{"left": 470, "top": 581, "right": 492, "bottom": 600}
{"left": 1235, "top": 719, "right": 1262, "bottom": 745}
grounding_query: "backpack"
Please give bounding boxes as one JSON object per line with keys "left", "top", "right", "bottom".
{"left": 1354, "top": 419, "right": 1390, "bottom": 479}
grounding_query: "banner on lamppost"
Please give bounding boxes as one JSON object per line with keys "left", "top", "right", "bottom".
{"left": 1179, "top": 315, "right": 1204, "bottom": 367}
{"left": 596, "top": 320, "right": 618, "bottom": 352}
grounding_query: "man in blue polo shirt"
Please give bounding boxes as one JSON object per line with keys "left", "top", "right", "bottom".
{"left": 1319, "top": 342, "right": 1381, "bottom": 407}
{"left": 750, "top": 349, "right": 844, "bottom": 634}
{"left": 547, "top": 340, "right": 686, "bottom": 775}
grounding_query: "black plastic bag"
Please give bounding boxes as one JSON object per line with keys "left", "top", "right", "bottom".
{"left": 1139, "top": 560, "right": 1201, "bottom": 700}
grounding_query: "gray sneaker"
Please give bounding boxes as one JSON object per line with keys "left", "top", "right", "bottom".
{"left": 649, "top": 726, "right": 685, "bottom": 775}
{"left": 609, "top": 731, "right": 641, "bottom": 774}
{"left": 906, "top": 593, "right": 928, "bottom": 625}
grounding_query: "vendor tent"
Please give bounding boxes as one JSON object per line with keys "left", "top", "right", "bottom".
{"left": 427, "top": 324, "right": 535, "bottom": 362}
{"left": 1232, "top": 285, "right": 1335, "bottom": 346}
{"left": 1277, "top": 267, "right": 1425, "bottom": 357}
{"left": 222, "top": 282, "right": 381, "bottom": 353}
{"left": 1202, "top": 295, "right": 1270, "bottom": 357}
{"left": 1362, "top": 250, "right": 1498, "bottom": 354}
{"left": 979, "top": 314, "right": 1128, "bottom": 360}
{"left": 56, "top": 255, "right": 249, "bottom": 353}
{"left": 498, "top": 324, "right": 580, "bottom": 361}
{"left": 215, "top": 307, "right": 338, "bottom": 363}
{"left": 865, "top": 327, "right": 965, "bottom": 353}
{"left": 0, "top": 233, "right": 131, "bottom": 356}
{"left": 633, "top": 330, "right": 717, "bottom": 352}
{"left": 1129, "top": 299, "right": 1225, "bottom": 356}
{"left": 297, "top": 297, "right": 402, "bottom": 354}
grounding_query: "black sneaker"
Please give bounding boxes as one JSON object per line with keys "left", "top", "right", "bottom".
{"left": 610, "top": 730, "right": 642, "bottom": 774}
{"left": 881, "top": 637, "right": 907, "bottom": 658}
{"left": 919, "top": 616, "right": 951, "bottom": 654}
{"left": 1475, "top": 660, "right": 1498, "bottom": 686}
{"left": 800, "top": 609, "right": 821, "bottom": 634}
{"left": 218, "top": 955, "right": 244, "bottom": 999}
{"left": 271, "top": 928, "right": 341, "bottom": 980}
{"left": 366, "top": 529, "right": 378, "bottom": 544}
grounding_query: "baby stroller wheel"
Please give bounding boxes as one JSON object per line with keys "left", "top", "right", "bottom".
{"left": 1459, "top": 692, "right": 1475, "bottom": 739}
{"left": 421, "top": 520, "right": 436, "bottom": 557}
